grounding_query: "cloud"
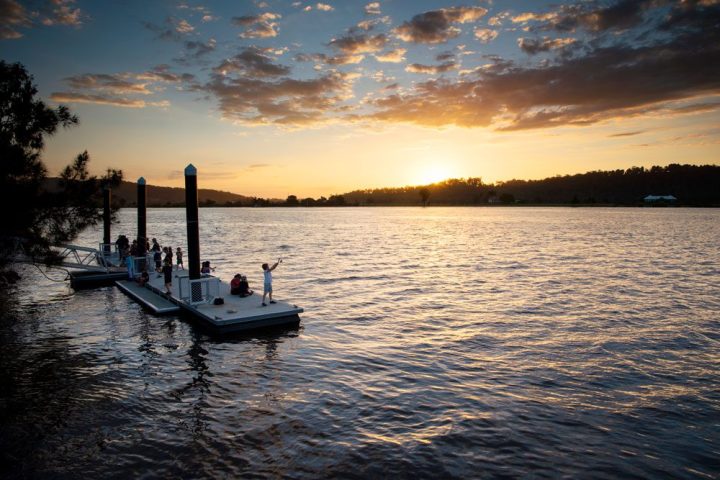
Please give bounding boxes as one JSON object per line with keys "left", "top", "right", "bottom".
{"left": 365, "top": 2, "right": 381, "bottom": 15}
{"left": 41, "top": 0, "right": 84, "bottom": 27}
{"left": 177, "top": 3, "right": 216, "bottom": 22}
{"left": 316, "top": 3, "right": 334, "bottom": 12}
{"left": 144, "top": 17, "right": 197, "bottom": 41}
{"left": 473, "top": 28, "right": 498, "bottom": 43}
{"left": 374, "top": 48, "right": 406, "bottom": 63}
{"left": 329, "top": 33, "right": 388, "bottom": 53}
{"left": 184, "top": 38, "right": 217, "bottom": 57}
{"left": 608, "top": 131, "right": 644, "bottom": 137}
{"left": 394, "top": 6, "right": 488, "bottom": 44}
{"left": 518, "top": 37, "right": 576, "bottom": 55}
{"left": 1, "top": 0, "right": 87, "bottom": 38}
{"left": 294, "top": 52, "right": 365, "bottom": 66}
{"left": 200, "top": 70, "right": 356, "bottom": 126}
{"left": 175, "top": 18, "right": 194, "bottom": 33}
{"left": 232, "top": 12, "right": 281, "bottom": 38}
{"left": 214, "top": 47, "right": 291, "bottom": 77}
{"left": 512, "top": 0, "right": 657, "bottom": 33}
{"left": 355, "top": 16, "right": 390, "bottom": 31}
{"left": 0, "top": 0, "right": 30, "bottom": 39}
{"left": 50, "top": 67, "right": 192, "bottom": 108}
{"left": 140, "top": 65, "right": 196, "bottom": 83}
{"left": 48, "top": 92, "right": 169, "bottom": 108}
{"left": 405, "top": 61, "right": 458, "bottom": 74}
{"left": 364, "top": 4, "right": 720, "bottom": 130}
{"left": 62, "top": 73, "right": 153, "bottom": 94}
{"left": 321, "top": 54, "right": 365, "bottom": 65}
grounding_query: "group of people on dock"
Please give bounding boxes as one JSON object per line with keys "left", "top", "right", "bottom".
{"left": 122, "top": 233, "right": 283, "bottom": 304}
{"left": 115, "top": 235, "right": 184, "bottom": 272}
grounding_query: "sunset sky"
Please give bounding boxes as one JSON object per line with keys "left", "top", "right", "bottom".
{"left": 2, "top": 0, "right": 719, "bottom": 197}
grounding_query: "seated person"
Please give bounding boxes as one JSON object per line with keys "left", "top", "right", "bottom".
{"left": 238, "top": 275, "right": 253, "bottom": 297}
{"left": 230, "top": 274, "right": 253, "bottom": 297}
{"left": 201, "top": 261, "right": 214, "bottom": 276}
{"left": 230, "top": 274, "right": 242, "bottom": 294}
{"left": 138, "top": 269, "right": 150, "bottom": 287}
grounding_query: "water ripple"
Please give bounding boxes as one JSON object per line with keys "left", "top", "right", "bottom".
{"left": 1, "top": 207, "right": 719, "bottom": 479}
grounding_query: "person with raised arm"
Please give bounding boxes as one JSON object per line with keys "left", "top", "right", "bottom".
{"left": 261, "top": 258, "right": 282, "bottom": 306}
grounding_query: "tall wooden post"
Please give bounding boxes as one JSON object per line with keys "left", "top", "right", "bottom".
{"left": 185, "top": 164, "right": 200, "bottom": 281}
{"left": 137, "top": 177, "right": 146, "bottom": 257}
{"left": 102, "top": 187, "right": 111, "bottom": 252}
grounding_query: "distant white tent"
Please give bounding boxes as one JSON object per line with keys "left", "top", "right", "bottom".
{"left": 644, "top": 195, "right": 677, "bottom": 202}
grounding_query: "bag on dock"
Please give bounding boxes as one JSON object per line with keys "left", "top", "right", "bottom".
{"left": 213, "top": 297, "right": 224, "bottom": 305}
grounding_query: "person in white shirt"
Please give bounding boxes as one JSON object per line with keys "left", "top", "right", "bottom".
{"left": 261, "top": 258, "right": 282, "bottom": 306}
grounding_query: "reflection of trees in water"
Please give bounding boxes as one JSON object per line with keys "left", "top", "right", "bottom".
{"left": 174, "top": 326, "right": 299, "bottom": 439}
{"left": 172, "top": 330, "right": 211, "bottom": 440}
{"left": 0, "top": 307, "right": 110, "bottom": 476}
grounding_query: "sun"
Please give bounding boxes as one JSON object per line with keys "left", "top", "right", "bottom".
{"left": 415, "top": 164, "right": 453, "bottom": 185}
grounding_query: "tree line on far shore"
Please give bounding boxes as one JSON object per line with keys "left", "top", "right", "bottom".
{"left": 246, "top": 165, "right": 720, "bottom": 207}
{"left": 99, "top": 164, "right": 720, "bottom": 208}
{"left": 330, "top": 165, "right": 720, "bottom": 207}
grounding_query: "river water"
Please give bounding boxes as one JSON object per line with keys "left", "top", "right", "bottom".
{"left": 1, "top": 207, "right": 719, "bottom": 479}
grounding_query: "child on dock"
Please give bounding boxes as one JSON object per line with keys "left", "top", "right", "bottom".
{"left": 176, "top": 247, "right": 184, "bottom": 270}
{"left": 261, "top": 259, "right": 282, "bottom": 306}
{"left": 138, "top": 269, "right": 149, "bottom": 287}
{"left": 201, "top": 261, "right": 215, "bottom": 275}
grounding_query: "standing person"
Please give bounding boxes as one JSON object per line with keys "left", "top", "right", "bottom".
{"left": 261, "top": 258, "right": 282, "bottom": 306}
{"left": 175, "top": 247, "right": 184, "bottom": 270}
{"left": 162, "top": 257, "right": 173, "bottom": 295}
{"left": 153, "top": 248, "right": 162, "bottom": 273}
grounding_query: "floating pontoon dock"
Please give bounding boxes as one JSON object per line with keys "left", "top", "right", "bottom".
{"left": 116, "top": 270, "right": 303, "bottom": 333}
{"left": 51, "top": 164, "right": 302, "bottom": 334}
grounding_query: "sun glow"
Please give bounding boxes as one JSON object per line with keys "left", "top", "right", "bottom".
{"left": 414, "top": 164, "right": 455, "bottom": 186}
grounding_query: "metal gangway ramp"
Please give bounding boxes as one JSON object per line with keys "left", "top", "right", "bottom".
{"left": 53, "top": 243, "right": 125, "bottom": 272}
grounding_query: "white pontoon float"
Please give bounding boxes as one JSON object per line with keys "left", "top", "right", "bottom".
{"left": 116, "top": 270, "right": 303, "bottom": 333}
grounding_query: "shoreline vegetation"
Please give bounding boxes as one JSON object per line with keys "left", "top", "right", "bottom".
{"left": 50, "top": 164, "right": 720, "bottom": 208}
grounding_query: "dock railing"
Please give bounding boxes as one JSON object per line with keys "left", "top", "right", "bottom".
{"left": 126, "top": 255, "right": 151, "bottom": 279}
{"left": 178, "top": 276, "right": 221, "bottom": 305}
{"left": 97, "top": 243, "right": 122, "bottom": 268}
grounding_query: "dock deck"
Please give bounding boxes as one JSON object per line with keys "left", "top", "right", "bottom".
{"left": 119, "top": 269, "right": 303, "bottom": 333}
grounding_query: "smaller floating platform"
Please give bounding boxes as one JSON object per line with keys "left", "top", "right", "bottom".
{"left": 116, "top": 280, "right": 180, "bottom": 314}
{"left": 70, "top": 270, "right": 128, "bottom": 289}
{"left": 118, "top": 270, "right": 303, "bottom": 333}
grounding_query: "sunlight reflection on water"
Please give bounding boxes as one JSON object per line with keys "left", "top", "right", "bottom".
{"left": 1, "top": 207, "right": 719, "bottom": 478}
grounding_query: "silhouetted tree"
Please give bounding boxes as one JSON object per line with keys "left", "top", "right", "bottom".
{"left": 419, "top": 187, "right": 430, "bottom": 206}
{"left": 0, "top": 61, "right": 122, "bottom": 278}
{"left": 499, "top": 193, "right": 515, "bottom": 204}
{"left": 327, "top": 195, "right": 346, "bottom": 206}
{"left": 286, "top": 195, "right": 299, "bottom": 206}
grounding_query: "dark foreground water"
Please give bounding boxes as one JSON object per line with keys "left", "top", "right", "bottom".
{"left": 1, "top": 207, "right": 719, "bottom": 479}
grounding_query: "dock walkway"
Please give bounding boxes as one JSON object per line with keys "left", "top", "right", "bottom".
{"left": 116, "top": 279, "right": 180, "bottom": 314}
{"left": 117, "top": 269, "right": 303, "bottom": 333}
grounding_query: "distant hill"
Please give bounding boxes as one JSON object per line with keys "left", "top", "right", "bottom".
{"left": 111, "top": 180, "right": 254, "bottom": 207}
{"left": 45, "top": 178, "right": 254, "bottom": 207}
